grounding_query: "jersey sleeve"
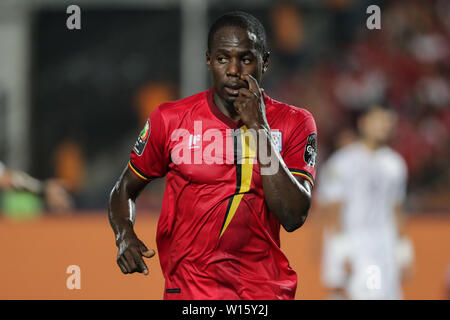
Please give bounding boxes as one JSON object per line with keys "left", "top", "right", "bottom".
{"left": 282, "top": 112, "right": 317, "bottom": 186}
{"left": 129, "top": 107, "right": 170, "bottom": 181}
{"left": 394, "top": 156, "right": 408, "bottom": 204}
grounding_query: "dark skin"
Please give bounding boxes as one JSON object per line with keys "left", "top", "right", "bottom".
{"left": 108, "top": 25, "right": 313, "bottom": 275}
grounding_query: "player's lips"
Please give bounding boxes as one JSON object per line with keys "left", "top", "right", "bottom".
{"left": 224, "top": 86, "right": 239, "bottom": 96}
{"left": 224, "top": 83, "right": 245, "bottom": 96}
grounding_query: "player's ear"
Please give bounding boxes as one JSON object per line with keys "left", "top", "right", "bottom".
{"left": 262, "top": 51, "right": 270, "bottom": 74}
{"left": 206, "top": 50, "right": 211, "bottom": 70}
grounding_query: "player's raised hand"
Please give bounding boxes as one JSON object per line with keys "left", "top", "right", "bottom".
{"left": 116, "top": 232, "right": 155, "bottom": 275}
{"left": 234, "top": 74, "right": 268, "bottom": 130}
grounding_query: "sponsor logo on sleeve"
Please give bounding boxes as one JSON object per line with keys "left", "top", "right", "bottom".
{"left": 304, "top": 133, "right": 317, "bottom": 167}
{"left": 133, "top": 119, "right": 150, "bottom": 156}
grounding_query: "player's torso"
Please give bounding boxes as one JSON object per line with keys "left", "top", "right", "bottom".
{"left": 157, "top": 90, "right": 295, "bottom": 279}
{"left": 340, "top": 143, "right": 401, "bottom": 232}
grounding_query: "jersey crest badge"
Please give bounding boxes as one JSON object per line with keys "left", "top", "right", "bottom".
{"left": 133, "top": 119, "right": 150, "bottom": 156}
{"left": 304, "top": 133, "right": 317, "bottom": 167}
{"left": 271, "top": 131, "right": 282, "bottom": 151}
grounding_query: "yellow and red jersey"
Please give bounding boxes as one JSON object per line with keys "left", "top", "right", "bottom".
{"left": 129, "top": 87, "right": 317, "bottom": 299}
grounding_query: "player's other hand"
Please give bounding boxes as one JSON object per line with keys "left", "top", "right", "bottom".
{"left": 116, "top": 231, "right": 155, "bottom": 275}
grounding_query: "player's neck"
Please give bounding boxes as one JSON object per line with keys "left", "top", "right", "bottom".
{"left": 213, "top": 92, "right": 240, "bottom": 122}
{"left": 360, "top": 138, "right": 383, "bottom": 151}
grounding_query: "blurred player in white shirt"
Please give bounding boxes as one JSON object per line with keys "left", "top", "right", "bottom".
{"left": 317, "top": 105, "right": 414, "bottom": 300}
{"left": 0, "top": 161, "right": 72, "bottom": 212}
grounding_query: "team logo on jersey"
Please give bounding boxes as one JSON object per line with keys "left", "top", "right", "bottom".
{"left": 304, "top": 133, "right": 317, "bottom": 167}
{"left": 133, "top": 119, "right": 150, "bottom": 156}
{"left": 271, "top": 131, "right": 282, "bottom": 151}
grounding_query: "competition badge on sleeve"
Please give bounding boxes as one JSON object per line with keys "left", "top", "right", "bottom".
{"left": 133, "top": 119, "right": 150, "bottom": 156}
{"left": 304, "top": 133, "right": 317, "bottom": 167}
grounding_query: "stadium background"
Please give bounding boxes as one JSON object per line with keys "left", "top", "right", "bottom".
{"left": 0, "top": 0, "right": 449, "bottom": 299}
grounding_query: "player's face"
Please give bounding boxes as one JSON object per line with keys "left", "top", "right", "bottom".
{"left": 360, "top": 108, "right": 397, "bottom": 145}
{"left": 206, "top": 26, "right": 268, "bottom": 105}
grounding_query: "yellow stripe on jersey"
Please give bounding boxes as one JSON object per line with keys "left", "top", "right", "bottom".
{"left": 128, "top": 161, "right": 150, "bottom": 181}
{"left": 219, "top": 126, "right": 255, "bottom": 238}
{"left": 291, "top": 171, "right": 314, "bottom": 186}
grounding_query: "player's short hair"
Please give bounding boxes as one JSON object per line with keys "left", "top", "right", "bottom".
{"left": 359, "top": 103, "right": 393, "bottom": 118}
{"left": 207, "top": 11, "right": 268, "bottom": 57}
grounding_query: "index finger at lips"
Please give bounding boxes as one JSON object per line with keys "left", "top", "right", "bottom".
{"left": 242, "top": 74, "right": 260, "bottom": 94}
{"left": 238, "top": 88, "right": 259, "bottom": 100}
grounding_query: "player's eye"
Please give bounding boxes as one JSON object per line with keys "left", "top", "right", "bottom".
{"left": 218, "top": 57, "right": 228, "bottom": 63}
{"left": 242, "top": 58, "right": 252, "bottom": 64}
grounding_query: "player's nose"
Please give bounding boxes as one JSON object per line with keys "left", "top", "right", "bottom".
{"left": 226, "top": 59, "right": 240, "bottom": 77}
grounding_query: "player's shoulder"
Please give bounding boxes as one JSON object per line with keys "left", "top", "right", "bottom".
{"left": 155, "top": 90, "right": 208, "bottom": 118}
{"left": 380, "top": 147, "right": 407, "bottom": 172}
{"left": 265, "top": 94, "right": 315, "bottom": 125}
{"left": 327, "top": 142, "right": 362, "bottom": 167}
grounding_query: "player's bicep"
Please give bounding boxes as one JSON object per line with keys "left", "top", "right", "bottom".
{"left": 122, "top": 165, "right": 150, "bottom": 199}
{"left": 112, "top": 165, "right": 150, "bottom": 201}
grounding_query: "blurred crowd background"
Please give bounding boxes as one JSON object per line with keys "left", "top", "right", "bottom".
{"left": 0, "top": 0, "right": 448, "bottom": 214}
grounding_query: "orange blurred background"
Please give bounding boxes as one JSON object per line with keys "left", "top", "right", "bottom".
{"left": 1, "top": 211, "right": 448, "bottom": 300}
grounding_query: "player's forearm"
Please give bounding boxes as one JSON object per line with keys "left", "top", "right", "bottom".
{"left": 3, "top": 169, "right": 45, "bottom": 194}
{"left": 109, "top": 167, "right": 150, "bottom": 245}
{"left": 394, "top": 204, "right": 407, "bottom": 238}
{"left": 254, "top": 126, "right": 312, "bottom": 232}
{"left": 108, "top": 181, "right": 137, "bottom": 244}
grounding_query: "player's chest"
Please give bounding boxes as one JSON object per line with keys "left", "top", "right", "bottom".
{"left": 350, "top": 155, "right": 398, "bottom": 196}
{"left": 166, "top": 123, "right": 283, "bottom": 186}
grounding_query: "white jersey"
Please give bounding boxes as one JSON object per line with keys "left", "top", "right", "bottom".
{"left": 318, "top": 142, "right": 408, "bottom": 299}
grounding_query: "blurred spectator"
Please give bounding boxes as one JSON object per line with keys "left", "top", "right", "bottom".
{"left": 270, "top": 1, "right": 305, "bottom": 56}
{"left": 53, "top": 140, "right": 85, "bottom": 193}
{"left": 0, "top": 161, "right": 73, "bottom": 214}
{"left": 135, "top": 82, "right": 176, "bottom": 127}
